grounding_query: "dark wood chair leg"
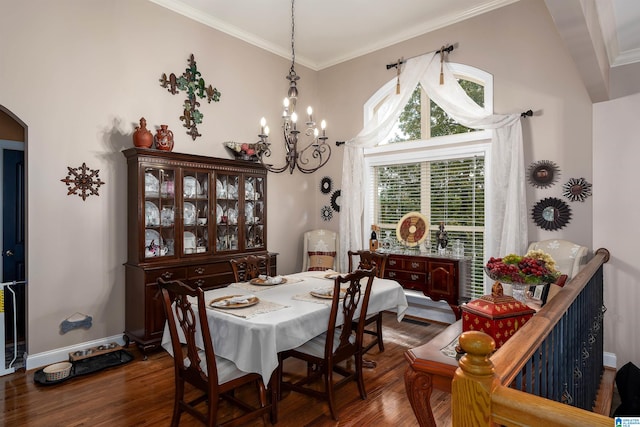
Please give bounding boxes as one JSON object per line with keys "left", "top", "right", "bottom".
{"left": 375, "top": 313, "right": 384, "bottom": 352}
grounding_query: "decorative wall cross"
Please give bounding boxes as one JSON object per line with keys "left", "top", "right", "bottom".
{"left": 160, "top": 54, "right": 221, "bottom": 140}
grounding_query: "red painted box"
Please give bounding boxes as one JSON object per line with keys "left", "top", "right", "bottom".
{"left": 462, "top": 284, "right": 535, "bottom": 348}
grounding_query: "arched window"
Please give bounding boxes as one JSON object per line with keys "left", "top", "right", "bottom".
{"left": 363, "top": 64, "right": 492, "bottom": 299}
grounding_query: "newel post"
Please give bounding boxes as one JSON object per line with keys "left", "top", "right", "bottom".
{"left": 452, "top": 331, "right": 497, "bottom": 426}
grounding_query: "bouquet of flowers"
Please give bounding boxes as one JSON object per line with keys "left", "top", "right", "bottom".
{"left": 485, "top": 249, "right": 560, "bottom": 285}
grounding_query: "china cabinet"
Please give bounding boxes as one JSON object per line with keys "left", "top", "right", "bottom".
{"left": 383, "top": 252, "right": 470, "bottom": 319}
{"left": 122, "top": 148, "right": 276, "bottom": 353}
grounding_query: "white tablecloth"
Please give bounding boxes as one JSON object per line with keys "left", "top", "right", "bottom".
{"left": 161, "top": 271, "right": 408, "bottom": 382}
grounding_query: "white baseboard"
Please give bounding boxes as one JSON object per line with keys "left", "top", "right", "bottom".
{"left": 25, "top": 334, "right": 126, "bottom": 371}
{"left": 603, "top": 351, "right": 616, "bottom": 368}
{"left": 403, "top": 290, "right": 456, "bottom": 324}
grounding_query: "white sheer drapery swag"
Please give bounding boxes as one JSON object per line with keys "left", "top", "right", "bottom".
{"left": 339, "top": 52, "right": 527, "bottom": 273}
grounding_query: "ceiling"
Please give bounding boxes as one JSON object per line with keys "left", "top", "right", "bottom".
{"left": 150, "top": 0, "right": 640, "bottom": 99}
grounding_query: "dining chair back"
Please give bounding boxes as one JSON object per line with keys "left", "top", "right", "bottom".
{"left": 347, "top": 250, "right": 388, "bottom": 278}
{"left": 277, "top": 268, "right": 376, "bottom": 420}
{"left": 230, "top": 254, "right": 269, "bottom": 282}
{"left": 158, "top": 278, "right": 275, "bottom": 426}
{"left": 347, "top": 250, "right": 389, "bottom": 354}
{"left": 302, "top": 229, "right": 339, "bottom": 271}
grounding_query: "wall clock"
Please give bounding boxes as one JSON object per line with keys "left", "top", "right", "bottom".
{"left": 527, "top": 160, "right": 560, "bottom": 188}
{"left": 562, "top": 177, "right": 592, "bottom": 202}
{"left": 531, "top": 197, "right": 572, "bottom": 231}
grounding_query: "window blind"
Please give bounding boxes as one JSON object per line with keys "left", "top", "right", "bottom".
{"left": 372, "top": 155, "right": 485, "bottom": 299}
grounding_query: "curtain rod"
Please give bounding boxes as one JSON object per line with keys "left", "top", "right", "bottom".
{"left": 386, "top": 45, "right": 455, "bottom": 70}
{"left": 336, "top": 110, "right": 533, "bottom": 146}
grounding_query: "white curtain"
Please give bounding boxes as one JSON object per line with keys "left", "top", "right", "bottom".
{"left": 339, "top": 52, "right": 527, "bottom": 272}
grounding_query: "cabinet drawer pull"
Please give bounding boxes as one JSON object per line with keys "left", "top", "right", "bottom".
{"left": 411, "top": 262, "right": 420, "bottom": 269}
{"left": 389, "top": 260, "right": 397, "bottom": 266}
{"left": 194, "top": 279, "right": 205, "bottom": 287}
{"left": 161, "top": 272, "right": 174, "bottom": 279}
{"left": 389, "top": 271, "right": 396, "bottom": 278}
{"left": 411, "top": 274, "right": 420, "bottom": 281}
{"left": 195, "top": 267, "right": 205, "bottom": 275}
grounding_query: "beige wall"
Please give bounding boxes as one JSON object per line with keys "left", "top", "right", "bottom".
{"left": 0, "top": 0, "right": 327, "bottom": 355}
{"left": 320, "top": 0, "right": 594, "bottom": 247}
{"left": 594, "top": 92, "right": 640, "bottom": 369}
{"left": 1, "top": 0, "right": 621, "bottom": 363}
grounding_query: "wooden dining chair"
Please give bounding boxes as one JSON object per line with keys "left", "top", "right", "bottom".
{"left": 277, "top": 268, "right": 376, "bottom": 421}
{"left": 158, "top": 278, "right": 276, "bottom": 426}
{"left": 348, "top": 250, "right": 389, "bottom": 354}
{"left": 229, "top": 254, "right": 269, "bottom": 282}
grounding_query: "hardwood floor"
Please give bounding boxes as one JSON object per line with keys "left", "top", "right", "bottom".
{"left": 0, "top": 313, "right": 451, "bottom": 427}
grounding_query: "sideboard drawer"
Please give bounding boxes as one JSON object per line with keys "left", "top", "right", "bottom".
{"left": 386, "top": 270, "right": 427, "bottom": 287}
{"left": 145, "top": 267, "right": 187, "bottom": 284}
{"left": 404, "top": 259, "right": 427, "bottom": 272}
{"left": 186, "top": 273, "right": 234, "bottom": 290}
{"left": 187, "top": 263, "right": 229, "bottom": 277}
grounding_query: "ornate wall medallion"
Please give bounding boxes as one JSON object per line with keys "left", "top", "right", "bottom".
{"left": 60, "top": 163, "right": 105, "bottom": 201}
{"left": 531, "top": 197, "right": 572, "bottom": 231}
{"left": 395, "top": 211, "right": 429, "bottom": 247}
{"left": 527, "top": 160, "right": 560, "bottom": 188}
{"left": 330, "top": 189, "right": 341, "bottom": 212}
{"left": 321, "top": 205, "right": 333, "bottom": 221}
{"left": 562, "top": 177, "right": 592, "bottom": 202}
{"left": 320, "top": 176, "right": 332, "bottom": 194}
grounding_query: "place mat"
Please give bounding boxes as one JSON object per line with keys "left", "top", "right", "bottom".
{"left": 208, "top": 299, "right": 289, "bottom": 319}
{"left": 440, "top": 335, "right": 460, "bottom": 359}
{"left": 310, "top": 270, "right": 342, "bottom": 280}
{"left": 292, "top": 293, "right": 334, "bottom": 306}
{"left": 229, "top": 277, "right": 303, "bottom": 293}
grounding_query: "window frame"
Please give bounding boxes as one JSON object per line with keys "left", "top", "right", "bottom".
{"left": 362, "top": 62, "right": 495, "bottom": 295}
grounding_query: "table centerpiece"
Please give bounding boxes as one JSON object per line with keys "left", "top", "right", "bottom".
{"left": 484, "top": 250, "right": 560, "bottom": 303}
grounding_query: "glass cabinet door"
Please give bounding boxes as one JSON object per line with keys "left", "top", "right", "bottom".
{"left": 244, "top": 175, "right": 265, "bottom": 250}
{"left": 215, "top": 173, "right": 239, "bottom": 252}
{"left": 182, "top": 169, "right": 211, "bottom": 256}
{"left": 144, "top": 166, "right": 176, "bottom": 260}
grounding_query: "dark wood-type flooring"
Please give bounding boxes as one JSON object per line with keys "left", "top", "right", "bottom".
{"left": 0, "top": 313, "right": 452, "bottom": 427}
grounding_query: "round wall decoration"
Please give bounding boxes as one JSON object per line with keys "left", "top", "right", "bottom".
{"left": 330, "top": 189, "right": 341, "bottom": 212}
{"left": 527, "top": 160, "right": 560, "bottom": 188}
{"left": 396, "top": 212, "right": 429, "bottom": 247}
{"left": 562, "top": 177, "right": 592, "bottom": 202}
{"left": 321, "top": 205, "right": 333, "bottom": 221}
{"left": 320, "top": 177, "right": 333, "bottom": 194}
{"left": 531, "top": 197, "right": 572, "bottom": 231}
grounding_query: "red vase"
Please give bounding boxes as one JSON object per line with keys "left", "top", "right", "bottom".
{"left": 132, "top": 117, "right": 153, "bottom": 148}
{"left": 154, "top": 125, "right": 174, "bottom": 151}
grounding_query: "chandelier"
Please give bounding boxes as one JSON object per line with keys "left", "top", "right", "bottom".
{"left": 256, "top": 0, "right": 330, "bottom": 174}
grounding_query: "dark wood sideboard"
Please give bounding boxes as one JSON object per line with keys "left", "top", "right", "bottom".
{"left": 382, "top": 252, "right": 470, "bottom": 319}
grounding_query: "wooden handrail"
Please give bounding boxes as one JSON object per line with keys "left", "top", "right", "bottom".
{"left": 491, "top": 248, "right": 609, "bottom": 384}
{"left": 452, "top": 248, "right": 611, "bottom": 426}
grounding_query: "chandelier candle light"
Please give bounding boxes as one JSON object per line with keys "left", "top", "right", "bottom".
{"left": 257, "top": 0, "right": 330, "bottom": 174}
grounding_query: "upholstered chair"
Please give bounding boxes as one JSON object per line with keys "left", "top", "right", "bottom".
{"left": 302, "top": 229, "right": 340, "bottom": 271}
{"left": 527, "top": 239, "right": 589, "bottom": 304}
{"left": 527, "top": 239, "right": 588, "bottom": 279}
